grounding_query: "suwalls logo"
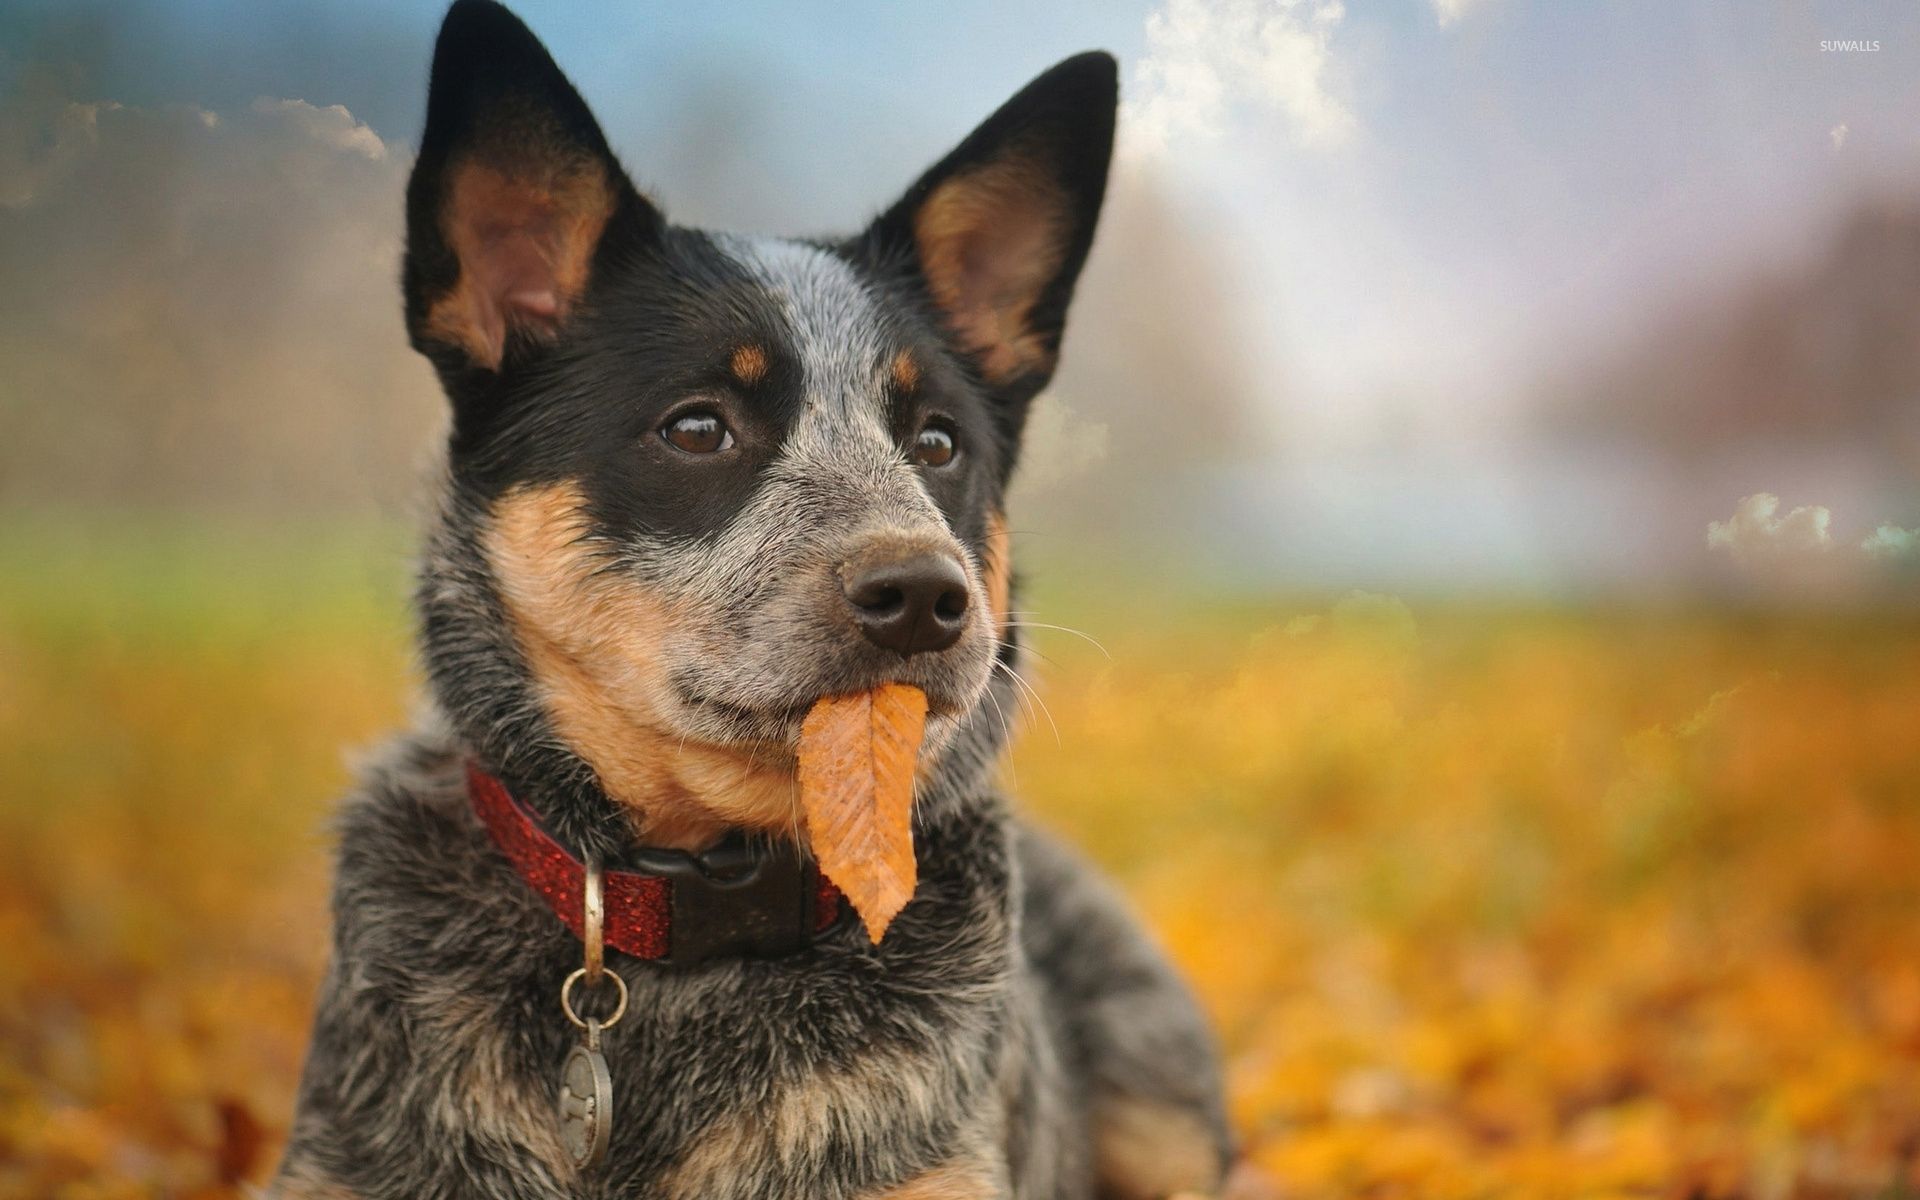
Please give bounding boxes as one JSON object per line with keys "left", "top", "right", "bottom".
{"left": 1820, "top": 39, "right": 1882, "bottom": 51}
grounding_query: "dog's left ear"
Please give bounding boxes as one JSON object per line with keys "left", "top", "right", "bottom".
{"left": 861, "top": 52, "right": 1117, "bottom": 410}
{"left": 403, "top": 0, "right": 661, "bottom": 377}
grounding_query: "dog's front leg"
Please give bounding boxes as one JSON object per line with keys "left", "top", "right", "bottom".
{"left": 1013, "top": 824, "right": 1234, "bottom": 1200}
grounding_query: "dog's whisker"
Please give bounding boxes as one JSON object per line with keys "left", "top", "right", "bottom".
{"left": 999, "top": 620, "right": 1112, "bottom": 661}
{"left": 1006, "top": 669, "right": 1061, "bottom": 749}
{"left": 1021, "top": 650, "right": 1062, "bottom": 672}
{"left": 990, "top": 692, "right": 1024, "bottom": 791}
{"left": 993, "top": 659, "right": 1060, "bottom": 747}
{"left": 980, "top": 676, "right": 1018, "bottom": 748}
{"left": 992, "top": 660, "right": 1035, "bottom": 722}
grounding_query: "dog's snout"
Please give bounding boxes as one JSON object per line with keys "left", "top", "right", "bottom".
{"left": 841, "top": 550, "right": 970, "bottom": 657}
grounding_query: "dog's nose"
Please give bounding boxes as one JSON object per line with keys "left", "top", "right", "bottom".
{"left": 841, "top": 550, "right": 970, "bottom": 656}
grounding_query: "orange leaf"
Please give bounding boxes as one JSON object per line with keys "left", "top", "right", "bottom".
{"left": 797, "top": 683, "right": 928, "bottom": 943}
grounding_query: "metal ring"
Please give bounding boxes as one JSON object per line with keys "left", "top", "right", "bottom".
{"left": 561, "top": 966, "right": 628, "bottom": 1032}
{"left": 582, "top": 857, "right": 605, "bottom": 984}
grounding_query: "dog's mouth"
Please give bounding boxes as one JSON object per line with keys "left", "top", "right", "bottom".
{"left": 675, "top": 687, "right": 808, "bottom": 742}
{"left": 672, "top": 678, "right": 969, "bottom": 750}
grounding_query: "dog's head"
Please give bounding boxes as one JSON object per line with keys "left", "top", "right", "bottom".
{"left": 407, "top": 0, "right": 1114, "bottom": 847}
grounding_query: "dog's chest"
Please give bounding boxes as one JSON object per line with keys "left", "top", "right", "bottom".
{"left": 335, "top": 760, "right": 1020, "bottom": 1196}
{"left": 451, "top": 957, "right": 1008, "bottom": 1198}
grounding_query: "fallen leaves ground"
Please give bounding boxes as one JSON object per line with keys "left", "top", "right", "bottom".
{"left": 2, "top": 524, "right": 1917, "bottom": 1198}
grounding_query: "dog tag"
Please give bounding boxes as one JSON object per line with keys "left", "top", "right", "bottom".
{"left": 559, "top": 1018, "right": 613, "bottom": 1171}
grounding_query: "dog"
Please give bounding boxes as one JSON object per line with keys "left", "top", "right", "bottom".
{"left": 272, "top": 3, "right": 1231, "bottom": 1196}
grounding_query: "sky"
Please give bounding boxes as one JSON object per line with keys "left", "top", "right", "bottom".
{"left": 3, "top": 0, "right": 1918, "bottom": 595}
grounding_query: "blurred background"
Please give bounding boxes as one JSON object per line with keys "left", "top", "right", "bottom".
{"left": 2, "top": 1, "right": 1917, "bottom": 1197}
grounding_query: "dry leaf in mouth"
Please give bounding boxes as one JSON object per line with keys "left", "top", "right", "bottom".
{"left": 797, "top": 683, "right": 928, "bottom": 943}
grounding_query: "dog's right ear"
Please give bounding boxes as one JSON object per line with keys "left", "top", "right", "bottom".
{"left": 859, "top": 53, "right": 1117, "bottom": 416}
{"left": 403, "top": 0, "right": 659, "bottom": 376}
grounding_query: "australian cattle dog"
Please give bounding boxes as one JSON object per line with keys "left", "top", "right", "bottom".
{"left": 273, "top": 3, "right": 1231, "bottom": 1196}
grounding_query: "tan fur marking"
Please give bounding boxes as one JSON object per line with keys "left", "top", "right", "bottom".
{"left": 421, "top": 992, "right": 572, "bottom": 1179}
{"left": 730, "top": 342, "right": 770, "bottom": 385}
{"left": 890, "top": 347, "right": 922, "bottom": 392}
{"left": 423, "top": 154, "right": 613, "bottom": 370}
{"left": 914, "top": 158, "right": 1067, "bottom": 384}
{"left": 980, "top": 510, "right": 1012, "bottom": 637}
{"left": 863, "top": 1159, "right": 1000, "bottom": 1199}
{"left": 661, "top": 1050, "right": 955, "bottom": 1195}
{"left": 487, "top": 483, "right": 796, "bottom": 849}
{"left": 1094, "top": 1099, "right": 1222, "bottom": 1200}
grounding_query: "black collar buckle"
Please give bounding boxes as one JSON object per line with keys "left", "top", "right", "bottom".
{"left": 624, "top": 837, "right": 844, "bottom": 967}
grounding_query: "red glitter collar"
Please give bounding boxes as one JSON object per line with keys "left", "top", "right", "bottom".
{"left": 466, "top": 763, "right": 842, "bottom": 964}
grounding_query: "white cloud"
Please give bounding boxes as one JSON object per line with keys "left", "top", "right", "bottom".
{"left": 1015, "top": 392, "right": 1111, "bottom": 492}
{"left": 1708, "top": 494, "right": 1918, "bottom": 565}
{"left": 1707, "top": 493, "right": 1834, "bottom": 561}
{"left": 0, "top": 88, "right": 436, "bottom": 514}
{"left": 1126, "top": 0, "right": 1355, "bottom": 154}
{"left": 1859, "top": 521, "right": 1918, "bottom": 559}
{"left": 1431, "top": 0, "right": 1489, "bottom": 27}
{"left": 1829, "top": 122, "right": 1849, "bottom": 153}
{"left": 251, "top": 97, "right": 389, "bottom": 161}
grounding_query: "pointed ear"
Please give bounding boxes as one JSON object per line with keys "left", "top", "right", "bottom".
{"left": 862, "top": 52, "right": 1117, "bottom": 402}
{"left": 403, "top": 0, "right": 660, "bottom": 374}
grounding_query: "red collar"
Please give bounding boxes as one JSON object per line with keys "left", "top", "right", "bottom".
{"left": 466, "top": 764, "right": 843, "bottom": 964}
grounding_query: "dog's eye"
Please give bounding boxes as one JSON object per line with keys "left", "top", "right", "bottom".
{"left": 662, "top": 411, "right": 735, "bottom": 455}
{"left": 912, "top": 422, "right": 956, "bottom": 468}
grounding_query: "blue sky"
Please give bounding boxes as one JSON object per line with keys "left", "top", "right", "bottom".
{"left": 8, "top": 0, "right": 1917, "bottom": 416}
{"left": 0, "top": 0, "right": 1154, "bottom": 218}
{"left": 4, "top": 0, "right": 1917, "bottom": 591}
